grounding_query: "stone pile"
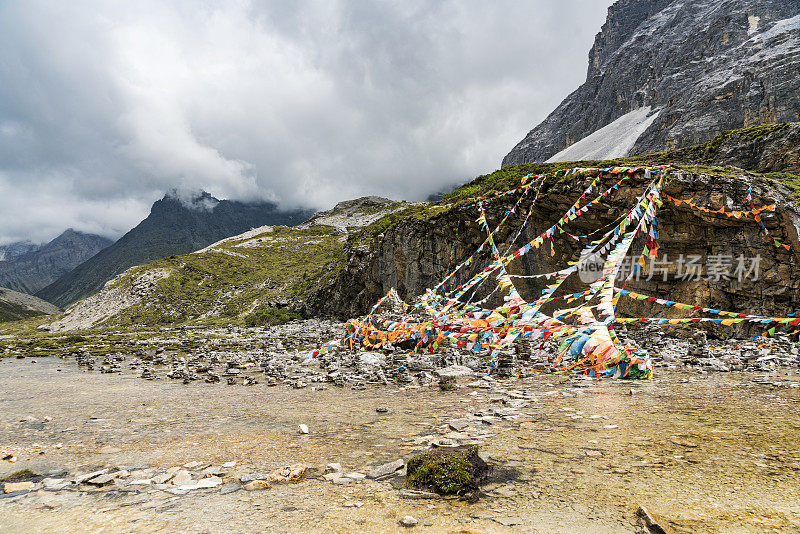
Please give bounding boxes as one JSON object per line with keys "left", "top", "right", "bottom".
{"left": 620, "top": 323, "right": 800, "bottom": 373}
{"left": 57, "top": 317, "right": 800, "bottom": 389}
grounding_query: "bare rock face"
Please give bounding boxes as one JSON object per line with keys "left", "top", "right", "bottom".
{"left": 503, "top": 0, "right": 800, "bottom": 165}
{"left": 311, "top": 168, "right": 800, "bottom": 337}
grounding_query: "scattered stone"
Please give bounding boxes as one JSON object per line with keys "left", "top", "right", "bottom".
{"left": 434, "top": 365, "right": 473, "bottom": 378}
{"left": 367, "top": 459, "right": 404, "bottom": 480}
{"left": 268, "top": 464, "right": 308, "bottom": 483}
{"left": 221, "top": 461, "right": 237, "bottom": 469}
{"left": 399, "top": 515, "right": 419, "bottom": 527}
{"left": 86, "top": 473, "right": 116, "bottom": 486}
{"left": 298, "top": 424, "right": 309, "bottom": 434}
{"left": 171, "top": 470, "right": 192, "bottom": 486}
{"left": 74, "top": 468, "right": 110, "bottom": 484}
{"left": 399, "top": 489, "right": 439, "bottom": 499}
{"left": 637, "top": 505, "right": 674, "bottom": 534}
{"left": 220, "top": 482, "right": 242, "bottom": 495}
{"left": 243, "top": 480, "right": 271, "bottom": 491}
{"left": 194, "top": 476, "right": 223, "bottom": 489}
{"left": 448, "top": 421, "right": 470, "bottom": 432}
{"left": 325, "top": 463, "right": 343, "bottom": 474}
{"left": 42, "top": 478, "right": 69, "bottom": 491}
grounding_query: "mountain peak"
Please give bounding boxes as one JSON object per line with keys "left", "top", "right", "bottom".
{"left": 163, "top": 189, "right": 220, "bottom": 212}
{"left": 503, "top": 0, "right": 800, "bottom": 165}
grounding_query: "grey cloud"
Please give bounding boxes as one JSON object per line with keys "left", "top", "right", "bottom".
{"left": 0, "top": 0, "right": 611, "bottom": 244}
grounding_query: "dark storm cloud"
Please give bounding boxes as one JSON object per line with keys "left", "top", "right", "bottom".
{"left": 0, "top": 0, "right": 611, "bottom": 244}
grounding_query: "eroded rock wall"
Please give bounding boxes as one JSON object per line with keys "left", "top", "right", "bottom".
{"left": 312, "top": 170, "right": 800, "bottom": 338}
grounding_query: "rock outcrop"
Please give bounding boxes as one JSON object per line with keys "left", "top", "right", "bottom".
{"left": 36, "top": 192, "right": 315, "bottom": 308}
{"left": 311, "top": 165, "right": 800, "bottom": 338}
{"left": 503, "top": 0, "right": 800, "bottom": 165}
{"left": 0, "top": 229, "right": 112, "bottom": 294}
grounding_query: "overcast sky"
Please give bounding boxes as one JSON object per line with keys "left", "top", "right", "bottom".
{"left": 0, "top": 0, "right": 611, "bottom": 244}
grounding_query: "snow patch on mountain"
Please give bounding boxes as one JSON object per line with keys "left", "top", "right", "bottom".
{"left": 546, "top": 107, "right": 661, "bottom": 163}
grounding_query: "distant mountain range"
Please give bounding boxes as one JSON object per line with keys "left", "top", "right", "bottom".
{"left": 503, "top": 0, "right": 800, "bottom": 165}
{"left": 36, "top": 191, "right": 314, "bottom": 308}
{"left": 0, "top": 229, "right": 112, "bottom": 294}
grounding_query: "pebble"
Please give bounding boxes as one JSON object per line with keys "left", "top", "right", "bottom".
{"left": 243, "top": 480, "right": 271, "bottom": 491}
{"left": 325, "top": 462, "right": 343, "bottom": 474}
{"left": 171, "top": 470, "right": 192, "bottom": 486}
{"left": 400, "top": 515, "right": 418, "bottom": 527}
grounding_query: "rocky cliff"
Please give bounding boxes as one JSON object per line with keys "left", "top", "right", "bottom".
{"left": 0, "top": 229, "right": 112, "bottom": 294}
{"left": 503, "top": 0, "right": 800, "bottom": 165}
{"left": 36, "top": 192, "right": 315, "bottom": 308}
{"left": 311, "top": 164, "right": 800, "bottom": 340}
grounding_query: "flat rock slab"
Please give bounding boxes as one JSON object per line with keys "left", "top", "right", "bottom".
{"left": 86, "top": 474, "right": 116, "bottom": 486}
{"left": 4, "top": 481, "right": 35, "bottom": 493}
{"left": 219, "top": 482, "right": 241, "bottom": 495}
{"left": 171, "top": 470, "right": 192, "bottom": 486}
{"left": 74, "top": 469, "right": 110, "bottom": 484}
{"left": 368, "top": 459, "right": 405, "bottom": 480}
{"left": 435, "top": 365, "right": 474, "bottom": 378}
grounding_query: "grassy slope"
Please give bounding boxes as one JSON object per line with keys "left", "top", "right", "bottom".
{"left": 0, "top": 300, "right": 48, "bottom": 323}
{"left": 103, "top": 225, "right": 346, "bottom": 328}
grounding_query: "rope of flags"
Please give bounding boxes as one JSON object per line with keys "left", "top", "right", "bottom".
{"left": 319, "top": 165, "right": 797, "bottom": 377}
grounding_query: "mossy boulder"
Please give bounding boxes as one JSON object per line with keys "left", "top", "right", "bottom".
{"left": 406, "top": 445, "right": 488, "bottom": 495}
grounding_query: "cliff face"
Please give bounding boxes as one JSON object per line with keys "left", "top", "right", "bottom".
{"left": 310, "top": 166, "right": 800, "bottom": 337}
{"left": 0, "top": 229, "right": 112, "bottom": 294}
{"left": 36, "top": 193, "right": 314, "bottom": 308}
{"left": 503, "top": 0, "right": 800, "bottom": 165}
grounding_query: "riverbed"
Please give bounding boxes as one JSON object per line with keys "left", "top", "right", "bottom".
{"left": 1, "top": 356, "right": 799, "bottom": 533}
